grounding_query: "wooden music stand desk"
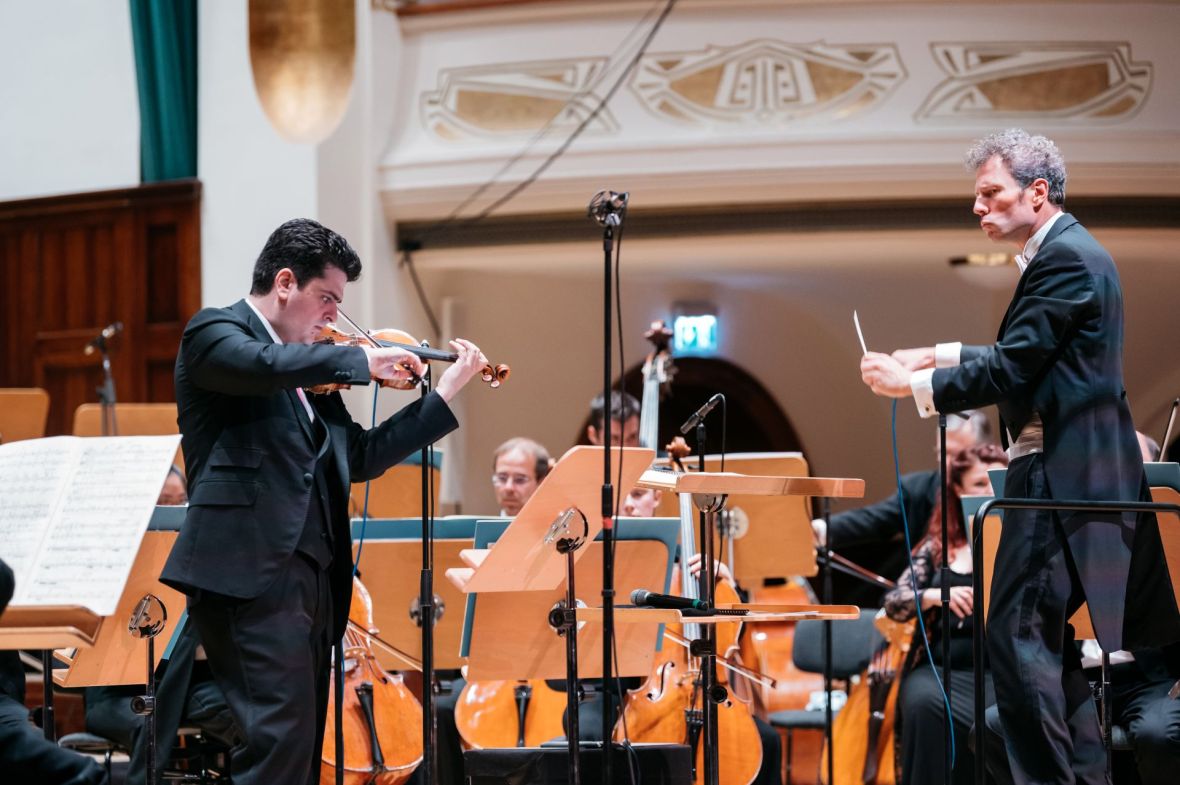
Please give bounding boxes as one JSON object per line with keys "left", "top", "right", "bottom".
{"left": 350, "top": 517, "right": 488, "bottom": 672}
{"left": 458, "top": 519, "right": 679, "bottom": 681}
{"left": 350, "top": 452, "right": 442, "bottom": 519}
{"left": 651, "top": 452, "right": 837, "bottom": 582}
{"left": 447, "top": 446, "right": 655, "bottom": 594}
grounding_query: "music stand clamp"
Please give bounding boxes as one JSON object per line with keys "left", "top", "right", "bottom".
{"left": 128, "top": 593, "right": 167, "bottom": 785}
{"left": 544, "top": 507, "right": 589, "bottom": 783}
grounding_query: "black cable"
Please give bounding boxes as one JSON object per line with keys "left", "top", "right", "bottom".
{"left": 613, "top": 215, "right": 628, "bottom": 565}
{"left": 411, "top": 0, "right": 668, "bottom": 241}
{"left": 400, "top": 247, "right": 443, "bottom": 341}
{"left": 407, "top": 0, "right": 678, "bottom": 245}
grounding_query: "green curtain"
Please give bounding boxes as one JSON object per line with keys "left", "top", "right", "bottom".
{"left": 129, "top": 0, "right": 197, "bottom": 182}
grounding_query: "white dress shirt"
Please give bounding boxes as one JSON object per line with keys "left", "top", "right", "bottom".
{"left": 245, "top": 298, "right": 316, "bottom": 422}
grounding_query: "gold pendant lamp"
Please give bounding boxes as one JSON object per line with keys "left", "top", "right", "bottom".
{"left": 248, "top": 0, "right": 356, "bottom": 143}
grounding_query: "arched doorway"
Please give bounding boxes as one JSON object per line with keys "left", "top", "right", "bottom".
{"left": 573, "top": 356, "right": 803, "bottom": 455}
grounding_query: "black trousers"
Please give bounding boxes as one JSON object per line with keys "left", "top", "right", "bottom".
{"left": 987, "top": 454, "right": 1106, "bottom": 785}
{"left": 899, "top": 663, "right": 994, "bottom": 785}
{"left": 188, "top": 553, "right": 333, "bottom": 785}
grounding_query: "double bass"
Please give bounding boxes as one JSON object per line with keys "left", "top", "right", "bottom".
{"left": 615, "top": 439, "right": 764, "bottom": 785}
{"left": 321, "top": 578, "right": 424, "bottom": 785}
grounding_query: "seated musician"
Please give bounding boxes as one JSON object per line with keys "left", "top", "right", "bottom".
{"left": 981, "top": 432, "right": 1180, "bottom": 785}
{"left": 813, "top": 410, "right": 990, "bottom": 606}
{"left": 585, "top": 390, "right": 640, "bottom": 447}
{"left": 491, "top": 437, "right": 551, "bottom": 516}
{"left": 881, "top": 443, "right": 1007, "bottom": 785}
{"left": 0, "top": 556, "right": 108, "bottom": 785}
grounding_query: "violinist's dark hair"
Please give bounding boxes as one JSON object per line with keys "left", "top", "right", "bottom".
{"left": 250, "top": 218, "right": 362, "bottom": 295}
{"left": 590, "top": 390, "right": 641, "bottom": 432}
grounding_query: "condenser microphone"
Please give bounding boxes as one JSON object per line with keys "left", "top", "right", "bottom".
{"left": 679, "top": 393, "right": 724, "bottom": 435}
{"left": 588, "top": 190, "right": 629, "bottom": 226}
{"left": 630, "top": 588, "right": 709, "bottom": 611}
{"left": 84, "top": 322, "right": 123, "bottom": 355}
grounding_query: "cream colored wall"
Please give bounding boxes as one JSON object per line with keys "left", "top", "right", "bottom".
{"left": 414, "top": 243, "right": 1021, "bottom": 516}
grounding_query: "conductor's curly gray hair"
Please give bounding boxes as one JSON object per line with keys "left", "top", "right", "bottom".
{"left": 965, "top": 128, "right": 1067, "bottom": 207}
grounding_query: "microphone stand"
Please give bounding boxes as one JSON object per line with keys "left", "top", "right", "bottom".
{"left": 94, "top": 336, "right": 118, "bottom": 436}
{"left": 939, "top": 414, "right": 952, "bottom": 785}
{"left": 418, "top": 362, "right": 438, "bottom": 785}
{"left": 598, "top": 213, "right": 618, "bottom": 785}
{"left": 694, "top": 418, "right": 722, "bottom": 785}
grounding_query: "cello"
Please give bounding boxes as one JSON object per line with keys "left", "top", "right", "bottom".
{"left": 321, "top": 577, "right": 424, "bottom": 785}
{"left": 819, "top": 611, "right": 914, "bottom": 785}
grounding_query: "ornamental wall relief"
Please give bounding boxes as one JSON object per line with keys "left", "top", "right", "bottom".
{"left": 916, "top": 42, "right": 1151, "bottom": 122}
{"left": 628, "top": 39, "right": 906, "bottom": 125}
{"left": 418, "top": 39, "right": 1152, "bottom": 140}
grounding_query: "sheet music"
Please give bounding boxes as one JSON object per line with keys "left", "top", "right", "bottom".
{"left": 0, "top": 438, "right": 75, "bottom": 592}
{"left": 0, "top": 435, "right": 180, "bottom": 616}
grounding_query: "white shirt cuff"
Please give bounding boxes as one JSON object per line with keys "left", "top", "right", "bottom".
{"left": 911, "top": 368, "right": 937, "bottom": 418}
{"left": 935, "top": 342, "right": 962, "bottom": 368}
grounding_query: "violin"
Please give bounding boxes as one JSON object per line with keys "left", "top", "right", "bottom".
{"left": 306, "top": 316, "right": 510, "bottom": 395}
{"left": 320, "top": 577, "right": 424, "bottom": 785}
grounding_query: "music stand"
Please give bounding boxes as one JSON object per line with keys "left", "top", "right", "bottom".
{"left": 350, "top": 516, "right": 491, "bottom": 672}
{"left": 350, "top": 451, "right": 442, "bottom": 519}
{"left": 654, "top": 452, "right": 818, "bottom": 583}
{"left": 455, "top": 518, "right": 679, "bottom": 680}
{"left": 446, "top": 445, "right": 654, "bottom": 785}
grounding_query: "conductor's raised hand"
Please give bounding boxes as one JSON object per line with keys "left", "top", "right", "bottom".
{"left": 435, "top": 339, "right": 489, "bottom": 403}
{"left": 860, "top": 352, "right": 913, "bottom": 399}
{"left": 364, "top": 346, "right": 426, "bottom": 385}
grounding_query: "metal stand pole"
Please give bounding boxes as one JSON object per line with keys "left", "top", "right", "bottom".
{"left": 41, "top": 650, "right": 55, "bottom": 741}
{"left": 822, "top": 496, "right": 834, "bottom": 785}
{"left": 129, "top": 594, "right": 167, "bottom": 785}
{"left": 549, "top": 532, "right": 586, "bottom": 785}
{"left": 939, "top": 415, "right": 952, "bottom": 785}
{"left": 599, "top": 219, "right": 617, "bottom": 785}
{"left": 418, "top": 365, "right": 438, "bottom": 785}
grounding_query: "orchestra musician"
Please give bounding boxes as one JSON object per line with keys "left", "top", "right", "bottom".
{"left": 490, "top": 437, "right": 551, "bottom": 516}
{"left": 159, "top": 218, "right": 488, "bottom": 785}
{"left": 859, "top": 129, "right": 1180, "bottom": 784}
{"left": 585, "top": 390, "right": 640, "bottom": 447}
{"left": 0, "top": 556, "right": 108, "bottom": 785}
{"left": 880, "top": 443, "right": 1007, "bottom": 785}
{"left": 812, "top": 410, "right": 990, "bottom": 606}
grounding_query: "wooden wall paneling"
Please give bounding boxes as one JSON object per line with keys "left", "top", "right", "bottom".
{"left": 0, "top": 181, "right": 201, "bottom": 436}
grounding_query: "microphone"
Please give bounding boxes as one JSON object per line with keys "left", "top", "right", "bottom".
{"left": 679, "top": 393, "right": 724, "bottom": 435}
{"left": 588, "top": 189, "right": 629, "bottom": 226}
{"left": 84, "top": 322, "right": 123, "bottom": 355}
{"left": 630, "top": 588, "right": 709, "bottom": 612}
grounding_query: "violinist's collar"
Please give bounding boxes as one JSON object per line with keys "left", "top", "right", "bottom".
{"left": 245, "top": 298, "right": 282, "bottom": 345}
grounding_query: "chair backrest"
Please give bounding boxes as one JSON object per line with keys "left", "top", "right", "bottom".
{"left": 0, "top": 387, "right": 50, "bottom": 443}
{"left": 792, "top": 607, "right": 883, "bottom": 678}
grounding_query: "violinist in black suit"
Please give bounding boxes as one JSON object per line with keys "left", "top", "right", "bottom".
{"left": 161, "top": 218, "right": 488, "bottom": 785}
{"left": 860, "top": 129, "right": 1180, "bottom": 784}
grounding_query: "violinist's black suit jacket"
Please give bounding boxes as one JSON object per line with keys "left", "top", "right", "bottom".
{"left": 161, "top": 299, "right": 457, "bottom": 640}
{"left": 932, "top": 213, "right": 1179, "bottom": 652}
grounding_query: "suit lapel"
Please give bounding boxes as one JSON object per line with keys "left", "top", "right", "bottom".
{"left": 995, "top": 213, "right": 1078, "bottom": 340}
{"left": 231, "top": 299, "right": 316, "bottom": 447}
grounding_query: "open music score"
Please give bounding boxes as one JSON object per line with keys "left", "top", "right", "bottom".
{"left": 0, "top": 435, "right": 180, "bottom": 616}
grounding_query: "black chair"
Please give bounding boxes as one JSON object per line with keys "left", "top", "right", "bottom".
{"left": 767, "top": 608, "right": 884, "bottom": 783}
